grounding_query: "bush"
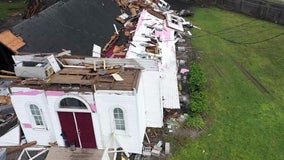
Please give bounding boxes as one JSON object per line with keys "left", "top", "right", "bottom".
{"left": 186, "top": 62, "right": 207, "bottom": 130}
{"left": 185, "top": 113, "right": 205, "bottom": 129}
{"left": 189, "top": 91, "right": 208, "bottom": 113}
{"left": 188, "top": 63, "right": 206, "bottom": 92}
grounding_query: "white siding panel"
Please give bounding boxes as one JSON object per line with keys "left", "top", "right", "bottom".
{"left": 95, "top": 92, "right": 143, "bottom": 154}
{"left": 160, "top": 69, "right": 180, "bottom": 109}
{"left": 45, "top": 94, "right": 65, "bottom": 147}
{"left": 141, "top": 71, "right": 163, "bottom": 127}
{"left": 159, "top": 34, "right": 181, "bottom": 109}
{"left": 11, "top": 89, "right": 55, "bottom": 145}
{"left": 91, "top": 112, "right": 103, "bottom": 149}
{"left": 136, "top": 75, "right": 146, "bottom": 145}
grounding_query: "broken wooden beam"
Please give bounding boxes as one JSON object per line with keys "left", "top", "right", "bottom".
{"left": 0, "top": 70, "right": 15, "bottom": 75}
{"left": 0, "top": 75, "right": 17, "bottom": 79}
{"left": 4, "top": 141, "right": 37, "bottom": 155}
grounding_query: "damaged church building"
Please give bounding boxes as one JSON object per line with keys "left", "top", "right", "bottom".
{"left": 1, "top": 0, "right": 195, "bottom": 158}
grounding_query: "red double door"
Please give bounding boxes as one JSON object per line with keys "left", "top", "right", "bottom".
{"left": 58, "top": 112, "right": 97, "bottom": 148}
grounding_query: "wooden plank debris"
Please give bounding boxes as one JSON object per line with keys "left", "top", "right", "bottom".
{"left": 112, "top": 73, "right": 124, "bottom": 81}
{"left": 0, "top": 30, "right": 25, "bottom": 53}
{"left": 116, "top": 13, "right": 129, "bottom": 24}
{"left": 129, "top": 4, "right": 138, "bottom": 17}
{"left": 0, "top": 70, "right": 17, "bottom": 79}
{"left": 3, "top": 141, "right": 37, "bottom": 155}
{"left": 102, "top": 33, "right": 119, "bottom": 54}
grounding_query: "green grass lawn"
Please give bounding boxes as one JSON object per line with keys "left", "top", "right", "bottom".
{"left": 268, "top": 0, "right": 284, "bottom": 4}
{"left": 0, "top": 1, "right": 25, "bottom": 21}
{"left": 171, "top": 7, "right": 284, "bottom": 160}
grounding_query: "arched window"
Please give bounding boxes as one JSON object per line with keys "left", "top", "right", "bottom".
{"left": 30, "top": 104, "right": 44, "bottom": 127}
{"left": 60, "top": 98, "right": 87, "bottom": 109}
{"left": 113, "top": 108, "right": 125, "bottom": 131}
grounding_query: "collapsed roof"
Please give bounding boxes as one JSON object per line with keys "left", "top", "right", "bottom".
{"left": 11, "top": 55, "right": 143, "bottom": 92}
{"left": 12, "top": 0, "right": 121, "bottom": 55}
{"left": 11, "top": 0, "right": 190, "bottom": 56}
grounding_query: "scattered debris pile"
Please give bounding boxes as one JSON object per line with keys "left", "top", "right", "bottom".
{"left": 101, "top": 0, "right": 196, "bottom": 60}
{"left": 0, "top": 104, "right": 17, "bottom": 137}
{"left": 0, "top": 80, "right": 17, "bottom": 140}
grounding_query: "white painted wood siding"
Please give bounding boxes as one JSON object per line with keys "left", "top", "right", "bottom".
{"left": 10, "top": 89, "right": 56, "bottom": 145}
{"left": 95, "top": 91, "right": 143, "bottom": 154}
{"left": 141, "top": 71, "right": 163, "bottom": 127}
{"left": 136, "top": 72, "right": 147, "bottom": 144}
{"left": 45, "top": 91, "right": 103, "bottom": 149}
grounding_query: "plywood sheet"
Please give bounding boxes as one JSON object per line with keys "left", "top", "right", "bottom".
{"left": 0, "top": 30, "right": 25, "bottom": 52}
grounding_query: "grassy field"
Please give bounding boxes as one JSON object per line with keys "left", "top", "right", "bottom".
{"left": 171, "top": 7, "right": 284, "bottom": 160}
{"left": 0, "top": 1, "right": 25, "bottom": 21}
{"left": 269, "top": 0, "right": 284, "bottom": 4}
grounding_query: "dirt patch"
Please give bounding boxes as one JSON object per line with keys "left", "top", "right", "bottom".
{"left": 174, "top": 127, "right": 205, "bottom": 138}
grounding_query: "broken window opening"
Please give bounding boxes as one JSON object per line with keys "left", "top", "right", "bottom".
{"left": 171, "top": 19, "right": 178, "bottom": 25}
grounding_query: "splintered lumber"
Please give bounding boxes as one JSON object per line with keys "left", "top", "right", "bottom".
{"left": 130, "top": 7, "right": 137, "bottom": 17}
{"left": 0, "top": 75, "right": 17, "bottom": 79}
{"left": 0, "top": 70, "right": 15, "bottom": 75}
{"left": 0, "top": 70, "right": 17, "bottom": 78}
{"left": 102, "top": 33, "right": 119, "bottom": 53}
{"left": 113, "top": 45, "right": 125, "bottom": 53}
{"left": 5, "top": 141, "right": 37, "bottom": 155}
{"left": 110, "top": 52, "right": 126, "bottom": 58}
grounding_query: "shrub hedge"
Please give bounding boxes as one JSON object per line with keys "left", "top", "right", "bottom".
{"left": 188, "top": 62, "right": 206, "bottom": 92}
{"left": 185, "top": 62, "right": 207, "bottom": 129}
{"left": 185, "top": 113, "right": 205, "bottom": 129}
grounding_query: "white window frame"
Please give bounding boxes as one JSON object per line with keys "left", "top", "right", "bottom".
{"left": 113, "top": 108, "right": 125, "bottom": 131}
{"left": 170, "top": 15, "right": 179, "bottom": 25}
{"left": 27, "top": 103, "right": 46, "bottom": 129}
{"left": 111, "top": 106, "right": 128, "bottom": 135}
